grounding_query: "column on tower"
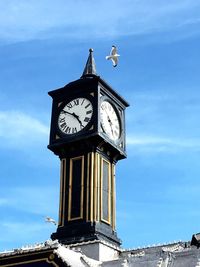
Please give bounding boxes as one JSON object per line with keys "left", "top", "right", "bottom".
{"left": 57, "top": 151, "right": 116, "bottom": 231}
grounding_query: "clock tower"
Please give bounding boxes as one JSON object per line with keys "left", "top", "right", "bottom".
{"left": 48, "top": 49, "right": 129, "bottom": 247}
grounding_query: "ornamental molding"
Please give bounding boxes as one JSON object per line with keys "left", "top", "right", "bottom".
{"left": 128, "top": 251, "right": 145, "bottom": 258}
{"left": 156, "top": 255, "right": 172, "bottom": 267}
{"left": 162, "top": 243, "right": 184, "bottom": 253}
{"left": 54, "top": 244, "right": 101, "bottom": 267}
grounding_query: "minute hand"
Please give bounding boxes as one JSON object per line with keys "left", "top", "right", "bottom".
{"left": 62, "top": 110, "right": 74, "bottom": 116}
{"left": 72, "top": 112, "right": 84, "bottom": 128}
{"left": 107, "top": 115, "right": 114, "bottom": 136}
{"left": 62, "top": 110, "right": 84, "bottom": 128}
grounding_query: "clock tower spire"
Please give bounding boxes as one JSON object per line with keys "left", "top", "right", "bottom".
{"left": 82, "top": 48, "right": 97, "bottom": 77}
{"left": 48, "top": 49, "right": 129, "bottom": 247}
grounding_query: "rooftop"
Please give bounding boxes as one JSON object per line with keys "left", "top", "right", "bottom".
{"left": 1, "top": 239, "right": 200, "bottom": 267}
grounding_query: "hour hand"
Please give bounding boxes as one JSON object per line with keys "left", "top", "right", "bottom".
{"left": 72, "top": 113, "right": 84, "bottom": 128}
{"left": 107, "top": 116, "right": 114, "bottom": 136}
{"left": 61, "top": 110, "right": 73, "bottom": 116}
{"left": 62, "top": 110, "right": 80, "bottom": 121}
{"left": 107, "top": 115, "right": 113, "bottom": 127}
{"left": 61, "top": 110, "right": 84, "bottom": 128}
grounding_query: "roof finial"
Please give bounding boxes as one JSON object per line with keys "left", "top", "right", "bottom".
{"left": 81, "top": 48, "right": 97, "bottom": 78}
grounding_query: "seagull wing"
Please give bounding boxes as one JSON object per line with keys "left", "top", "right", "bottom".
{"left": 106, "top": 55, "right": 111, "bottom": 60}
{"left": 111, "top": 57, "right": 118, "bottom": 67}
{"left": 111, "top": 46, "right": 117, "bottom": 56}
{"left": 45, "top": 217, "right": 50, "bottom": 221}
{"left": 45, "top": 216, "right": 57, "bottom": 225}
{"left": 106, "top": 46, "right": 119, "bottom": 67}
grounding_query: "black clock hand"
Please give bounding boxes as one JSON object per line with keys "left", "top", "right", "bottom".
{"left": 62, "top": 110, "right": 84, "bottom": 128}
{"left": 61, "top": 110, "right": 74, "bottom": 116}
{"left": 107, "top": 116, "right": 112, "bottom": 125}
{"left": 104, "top": 109, "right": 114, "bottom": 130}
{"left": 72, "top": 112, "right": 84, "bottom": 128}
{"left": 107, "top": 115, "right": 114, "bottom": 136}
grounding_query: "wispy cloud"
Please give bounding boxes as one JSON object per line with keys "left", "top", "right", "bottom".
{"left": 0, "top": 110, "right": 48, "bottom": 149}
{"left": 125, "top": 89, "right": 200, "bottom": 154}
{"left": 0, "top": 221, "right": 53, "bottom": 249}
{"left": 127, "top": 135, "right": 200, "bottom": 153}
{"left": 0, "top": 186, "right": 58, "bottom": 215}
{"left": 0, "top": 186, "right": 58, "bottom": 250}
{"left": 166, "top": 184, "right": 200, "bottom": 203}
{"left": 0, "top": 0, "right": 200, "bottom": 43}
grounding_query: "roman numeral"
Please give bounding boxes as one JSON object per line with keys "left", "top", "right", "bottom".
{"left": 73, "top": 99, "right": 79, "bottom": 105}
{"left": 64, "top": 126, "right": 71, "bottom": 134}
{"left": 72, "top": 127, "right": 77, "bottom": 134}
{"left": 84, "top": 117, "right": 90, "bottom": 122}
{"left": 86, "top": 110, "right": 92, "bottom": 115}
{"left": 101, "top": 104, "right": 106, "bottom": 110}
{"left": 59, "top": 118, "right": 65, "bottom": 123}
{"left": 85, "top": 103, "right": 90, "bottom": 109}
{"left": 60, "top": 122, "right": 67, "bottom": 129}
{"left": 114, "top": 130, "right": 118, "bottom": 136}
{"left": 81, "top": 99, "right": 85, "bottom": 105}
{"left": 67, "top": 103, "right": 73, "bottom": 109}
{"left": 60, "top": 122, "right": 71, "bottom": 134}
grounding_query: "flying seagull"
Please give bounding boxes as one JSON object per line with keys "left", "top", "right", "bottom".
{"left": 106, "top": 45, "right": 120, "bottom": 67}
{"left": 45, "top": 216, "right": 57, "bottom": 225}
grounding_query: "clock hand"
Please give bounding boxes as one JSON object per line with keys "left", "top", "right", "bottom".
{"left": 62, "top": 110, "right": 84, "bottom": 128}
{"left": 61, "top": 110, "right": 74, "bottom": 116}
{"left": 107, "top": 116, "right": 112, "bottom": 125}
{"left": 72, "top": 113, "right": 84, "bottom": 128}
{"left": 107, "top": 115, "right": 114, "bottom": 137}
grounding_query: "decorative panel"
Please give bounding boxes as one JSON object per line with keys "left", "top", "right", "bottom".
{"left": 68, "top": 156, "right": 84, "bottom": 221}
{"left": 101, "top": 158, "right": 111, "bottom": 224}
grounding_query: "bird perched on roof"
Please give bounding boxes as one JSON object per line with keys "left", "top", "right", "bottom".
{"left": 45, "top": 216, "right": 57, "bottom": 225}
{"left": 106, "top": 45, "right": 120, "bottom": 67}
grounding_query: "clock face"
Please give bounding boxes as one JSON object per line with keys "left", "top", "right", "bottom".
{"left": 100, "top": 100, "right": 120, "bottom": 141}
{"left": 58, "top": 97, "right": 93, "bottom": 135}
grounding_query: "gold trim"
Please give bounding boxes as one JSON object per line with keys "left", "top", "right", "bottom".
{"left": 0, "top": 251, "right": 53, "bottom": 260}
{"left": 62, "top": 159, "right": 67, "bottom": 225}
{"left": 58, "top": 159, "right": 62, "bottom": 226}
{"left": 96, "top": 153, "right": 100, "bottom": 221}
{"left": 86, "top": 153, "right": 90, "bottom": 221}
{"left": 112, "top": 163, "right": 116, "bottom": 230}
{"left": 86, "top": 152, "right": 93, "bottom": 221}
{"left": 1, "top": 258, "right": 58, "bottom": 267}
{"left": 108, "top": 159, "right": 111, "bottom": 224}
{"left": 90, "top": 152, "right": 94, "bottom": 221}
{"left": 68, "top": 155, "right": 84, "bottom": 221}
{"left": 100, "top": 157, "right": 111, "bottom": 224}
{"left": 49, "top": 253, "right": 55, "bottom": 261}
{"left": 55, "top": 135, "right": 60, "bottom": 140}
{"left": 90, "top": 92, "right": 94, "bottom": 96}
{"left": 100, "top": 156, "right": 103, "bottom": 222}
{"left": 58, "top": 102, "right": 63, "bottom": 107}
{"left": 47, "top": 258, "right": 58, "bottom": 266}
{"left": 93, "top": 152, "right": 97, "bottom": 221}
{"left": 59, "top": 159, "right": 66, "bottom": 226}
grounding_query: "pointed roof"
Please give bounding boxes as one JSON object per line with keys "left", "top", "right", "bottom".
{"left": 81, "top": 48, "right": 97, "bottom": 77}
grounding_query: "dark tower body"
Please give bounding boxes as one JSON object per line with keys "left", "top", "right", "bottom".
{"left": 48, "top": 49, "right": 129, "bottom": 246}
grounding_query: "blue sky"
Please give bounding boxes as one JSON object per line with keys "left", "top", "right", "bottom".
{"left": 1, "top": 0, "right": 200, "bottom": 251}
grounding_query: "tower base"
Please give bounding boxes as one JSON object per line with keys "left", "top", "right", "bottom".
{"left": 51, "top": 221, "right": 121, "bottom": 247}
{"left": 69, "top": 239, "right": 121, "bottom": 261}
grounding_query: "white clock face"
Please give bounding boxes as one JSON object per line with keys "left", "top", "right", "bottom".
{"left": 58, "top": 97, "right": 93, "bottom": 135}
{"left": 100, "top": 101, "right": 120, "bottom": 141}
